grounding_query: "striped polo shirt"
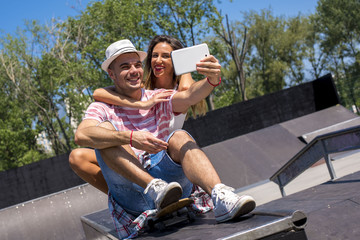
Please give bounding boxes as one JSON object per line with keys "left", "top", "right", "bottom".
{"left": 84, "top": 88, "right": 176, "bottom": 158}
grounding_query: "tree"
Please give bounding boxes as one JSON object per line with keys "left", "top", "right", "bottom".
{"left": 65, "top": 0, "right": 222, "bottom": 112}
{"left": 280, "top": 15, "right": 309, "bottom": 86}
{"left": 0, "top": 31, "right": 49, "bottom": 170}
{"left": 152, "top": 0, "right": 221, "bottom": 47}
{"left": 243, "top": 9, "right": 313, "bottom": 98}
{"left": 214, "top": 14, "right": 249, "bottom": 102}
{"left": 245, "top": 9, "right": 288, "bottom": 96}
{"left": 150, "top": 0, "right": 222, "bottom": 110}
{"left": 305, "top": 15, "right": 328, "bottom": 80}
{"left": 0, "top": 19, "right": 90, "bottom": 158}
{"left": 314, "top": 0, "right": 360, "bottom": 110}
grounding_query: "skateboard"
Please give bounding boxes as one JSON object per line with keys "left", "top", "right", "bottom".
{"left": 146, "top": 198, "right": 196, "bottom": 231}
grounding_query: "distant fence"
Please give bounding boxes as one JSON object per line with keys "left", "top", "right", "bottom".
{"left": 0, "top": 153, "right": 84, "bottom": 209}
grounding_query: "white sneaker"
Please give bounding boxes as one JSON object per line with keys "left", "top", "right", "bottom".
{"left": 212, "top": 184, "right": 256, "bottom": 223}
{"left": 144, "top": 179, "right": 183, "bottom": 210}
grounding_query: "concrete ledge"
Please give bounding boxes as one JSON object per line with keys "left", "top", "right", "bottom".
{"left": 81, "top": 209, "right": 117, "bottom": 240}
{"left": 301, "top": 117, "right": 360, "bottom": 143}
{"left": 81, "top": 208, "right": 308, "bottom": 240}
{"left": 237, "top": 150, "right": 360, "bottom": 206}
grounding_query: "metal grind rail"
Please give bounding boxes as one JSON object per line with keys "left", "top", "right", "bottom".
{"left": 270, "top": 125, "right": 360, "bottom": 197}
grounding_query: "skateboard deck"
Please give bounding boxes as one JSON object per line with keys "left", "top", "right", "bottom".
{"left": 156, "top": 198, "right": 193, "bottom": 218}
{"left": 146, "top": 198, "right": 195, "bottom": 231}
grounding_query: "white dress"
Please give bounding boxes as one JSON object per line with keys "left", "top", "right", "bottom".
{"left": 158, "top": 84, "right": 187, "bottom": 133}
{"left": 168, "top": 112, "right": 186, "bottom": 133}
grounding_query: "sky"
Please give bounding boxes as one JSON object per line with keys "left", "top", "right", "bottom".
{"left": 0, "top": 0, "right": 319, "bottom": 36}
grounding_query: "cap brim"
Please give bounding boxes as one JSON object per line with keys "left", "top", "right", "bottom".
{"left": 101, "top": 50, "right": 147, "bottom": 71}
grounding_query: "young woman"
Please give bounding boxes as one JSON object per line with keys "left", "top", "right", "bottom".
{"left": 69, "top": 35, "right": 207, "bottom": 194}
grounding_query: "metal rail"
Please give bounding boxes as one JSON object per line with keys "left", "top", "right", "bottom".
{"left": 270, "top": 125, "right": 360, "bottom": 197}
{"left": 220, "top": 210, "right": 307, "bottom": 240}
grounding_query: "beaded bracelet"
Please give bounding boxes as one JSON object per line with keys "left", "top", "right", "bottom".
{"left": 130, "top": 130, "right": 133, "bottom": 147}
{"left": 207, "top": 77, "right": 221, "bottom": 87}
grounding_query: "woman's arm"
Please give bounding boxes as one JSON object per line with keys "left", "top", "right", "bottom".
{"left": 178, "top": 73, "right": 195, "bottom": 91}
{"left": 172, "top": 55, "right": 221, "bottom": 113}
{"left": 93, "top": 86, "right": 172, "bottom": 110}
{"left": 178, "top": 73, "right": 207, "bottom": 117}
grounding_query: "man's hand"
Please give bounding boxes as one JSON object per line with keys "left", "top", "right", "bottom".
{"left": 139, "top": 90, "right": 174, "bottom": 110}
{"left": 131, "top": 131, "right": 168, "bottom": 154}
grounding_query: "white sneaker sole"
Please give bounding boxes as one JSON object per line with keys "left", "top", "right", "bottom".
{"left": 157, "top": 182, "right": 183, "bottom": 209}
{"left": 216, "top": 195, "right": 256, "bottom": 223}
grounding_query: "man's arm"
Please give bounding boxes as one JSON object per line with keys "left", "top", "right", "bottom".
{"left": 74, "top": 119, "right": 168, "bottom": 153}
{"left": 74, "top": 119, "right": 131, "bottom": 149}
{"left": 171, "top": 55, "right": 221, "bottom": 113}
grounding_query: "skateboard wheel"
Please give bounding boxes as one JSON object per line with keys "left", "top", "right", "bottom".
{"left": 146, "top": 219, "right": 155, "bottom": 231}
{"left": 188, "top": 212, "right": 196, "bottom": 222}
{"left": 154, "top": 222, "right": 166, "bottom": 231}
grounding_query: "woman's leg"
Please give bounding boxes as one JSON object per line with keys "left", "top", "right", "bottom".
{"left": 69, "top": 148, "right": 109, "bottom": 194}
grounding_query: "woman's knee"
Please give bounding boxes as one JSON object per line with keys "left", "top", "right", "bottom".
{"left": 69, "top": 148, "right": 94, "bottom": 170}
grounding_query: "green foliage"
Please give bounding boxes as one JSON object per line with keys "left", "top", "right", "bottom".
{"left": 244, "top": 9, "right": 311, "bottom": 97}
{"left": 152, "top": 0, "right": 221, "bottom": 46}
{"left": 314, "top": 0, "right": 360, "bottom": 110}
{"left": 0, "top": 84, "right": 48, "bottom": 171}
{"left": 245, "top": 9, "right": 287, "bottom": 95}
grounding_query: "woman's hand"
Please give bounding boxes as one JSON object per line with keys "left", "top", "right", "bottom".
{"left": 196, "top": 55, "right": 221, "bottom": 85}
{"left": 139, "top": 90, "right": 174, "bottom": 110}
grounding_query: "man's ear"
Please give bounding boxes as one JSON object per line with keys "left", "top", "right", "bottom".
{"left": 107, "top": 69, "right": 115, "bottom": 81}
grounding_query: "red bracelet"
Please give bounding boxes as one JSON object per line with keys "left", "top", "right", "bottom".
{"left": 130, "top": 130, "right": 133, "bottom": 147}
{"left": 207, "top": 77, "right": 221, "bottom": 87}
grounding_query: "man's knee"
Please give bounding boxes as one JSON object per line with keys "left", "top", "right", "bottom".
{"left": 169, "top": 130, "right": 193, "bottom": 144}
{"left": 168, "top": 130, "right": 196, "bottom": 161}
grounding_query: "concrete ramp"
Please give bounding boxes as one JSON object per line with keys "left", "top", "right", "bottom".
{"left": 203, "top": 105, "right": 359, "bottom": 189}
{"left": 203, "top": 124, "right": 305, "bottom": 189}
{"left": 0, "top": 184, "right": 107, "bottom": 240}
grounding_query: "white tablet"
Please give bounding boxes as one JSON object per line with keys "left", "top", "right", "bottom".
{"left": 171, "top": 43, "right": 210, "bottom": 76}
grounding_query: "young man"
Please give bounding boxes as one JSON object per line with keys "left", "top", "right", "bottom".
{"left": 75, "top": 39, "right": 255, "bottom": 229}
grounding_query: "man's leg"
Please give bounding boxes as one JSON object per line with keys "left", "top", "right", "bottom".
{"left": 96, "top": 122, "right": 182, "bottom": 210}
{"left": 100, "top": 145, "right": 153, "bottom": 188}
{"left": 167, "top": 130, "right": 220, "bottom": 195}
{"left": 167, "top": 130, "right": 256, "bottom": 223}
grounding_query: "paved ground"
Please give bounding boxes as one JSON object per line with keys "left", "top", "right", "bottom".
{"left": 127, "top": 151, "right": 360, "bottom": 240}
{"left": 2, "top": 151, "right": 359, "bottom": 240}
{"left": 236, "top": 150, "right": 360, "bottom": 206}
{"left": 80, "top": 150, "right": 360, "bottom": 240}
{"left": 255, "top": 169, "right": 360, "bottom": 240}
